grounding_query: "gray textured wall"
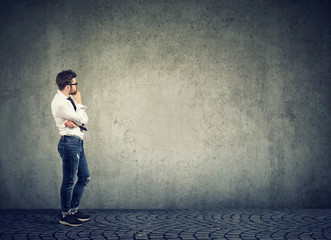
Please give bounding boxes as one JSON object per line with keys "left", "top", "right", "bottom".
{"left": 0, "top": 0, "right": 330, "bottom": 209}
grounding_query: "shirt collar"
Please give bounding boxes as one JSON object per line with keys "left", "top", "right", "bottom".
{"left": 58, "top": 90, "right": 77, "bottom": 104}
{"left": 58, "top": 89, "right": 75, "bottom": 100}
{"left": 58, "top": 90, "right": 68, "bottom": 99}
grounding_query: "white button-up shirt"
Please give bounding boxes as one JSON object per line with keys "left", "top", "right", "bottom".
{"left": 51, "top": 90, "right": 88, "bottom": 139}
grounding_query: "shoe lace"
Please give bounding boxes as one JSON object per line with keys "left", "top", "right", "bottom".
{"left": 70, "top": 209, "right": 78, "bottom": 214}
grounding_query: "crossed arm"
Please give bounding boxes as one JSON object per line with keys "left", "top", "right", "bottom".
{"left": 64, "top": 120, "right": 77, "bottom": 128}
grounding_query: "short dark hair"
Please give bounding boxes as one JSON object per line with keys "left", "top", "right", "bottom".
{"left": 56, "top": 70, "right": 77, "bottom": 90}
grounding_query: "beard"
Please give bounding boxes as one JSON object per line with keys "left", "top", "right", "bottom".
{"left": 70, "top": 86, "right": 77, "bottom": 95}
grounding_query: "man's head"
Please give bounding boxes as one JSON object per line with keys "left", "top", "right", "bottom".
{"left": 56, "top": 70, "right": 78, "bottom": 95}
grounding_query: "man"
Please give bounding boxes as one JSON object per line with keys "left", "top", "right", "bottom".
{"left": 51, "top": 70, "right": 91, "bottom": 227}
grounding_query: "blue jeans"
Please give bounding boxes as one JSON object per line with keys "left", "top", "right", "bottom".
{"left": 58, "top": 136, "right": 90, "bottom": 213}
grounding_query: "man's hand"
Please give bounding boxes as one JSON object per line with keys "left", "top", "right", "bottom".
{"left": 64, "top": 120, "right": 77, "bottom": 128}
{"left": 72, "top": 90, "right": 82, "bottom": 104}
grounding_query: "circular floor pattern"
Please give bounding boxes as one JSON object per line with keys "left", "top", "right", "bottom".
{"left": 0, "top": 209, "right": 330, "bottom": 239}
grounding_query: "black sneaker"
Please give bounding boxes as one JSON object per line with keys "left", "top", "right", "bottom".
{"left": 72, "top": 210, "right": 91, "bottom": 222}
{"left": 59, "top": 214, "right": 83, "bottom": 227}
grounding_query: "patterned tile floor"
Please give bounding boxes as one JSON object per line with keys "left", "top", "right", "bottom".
{"left": 0, "top": 209, "right": 330, "bottom": 239}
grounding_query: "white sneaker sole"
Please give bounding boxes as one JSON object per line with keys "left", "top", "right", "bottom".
{"left": 77, "top": 217, "right": 91, "bottom": 222}
{"left": 59, "top": 220, "right": 83, "bottom": 227}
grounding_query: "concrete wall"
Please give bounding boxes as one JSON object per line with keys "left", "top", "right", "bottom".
{"left": 0, "top": 0, "right": 330, "bottom": 209}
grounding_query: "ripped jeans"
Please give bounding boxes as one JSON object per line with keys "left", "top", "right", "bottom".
{"left": 58, "top": 136, "right": 90, "bottom": 213}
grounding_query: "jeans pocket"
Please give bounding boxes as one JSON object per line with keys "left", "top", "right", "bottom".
{"left": 67, "top": 138, "right": 79, "bottom": 147}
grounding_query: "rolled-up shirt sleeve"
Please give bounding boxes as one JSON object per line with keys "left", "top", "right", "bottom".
{"left": 76, "top": 104, "right": 89, "bottom": 124}
{"left": 56, "top": 102, "right": 88, "bottom": 126}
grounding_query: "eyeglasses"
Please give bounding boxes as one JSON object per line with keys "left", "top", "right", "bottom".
{"left": 69, "top": 82, "right": 78, "bottom": 86}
